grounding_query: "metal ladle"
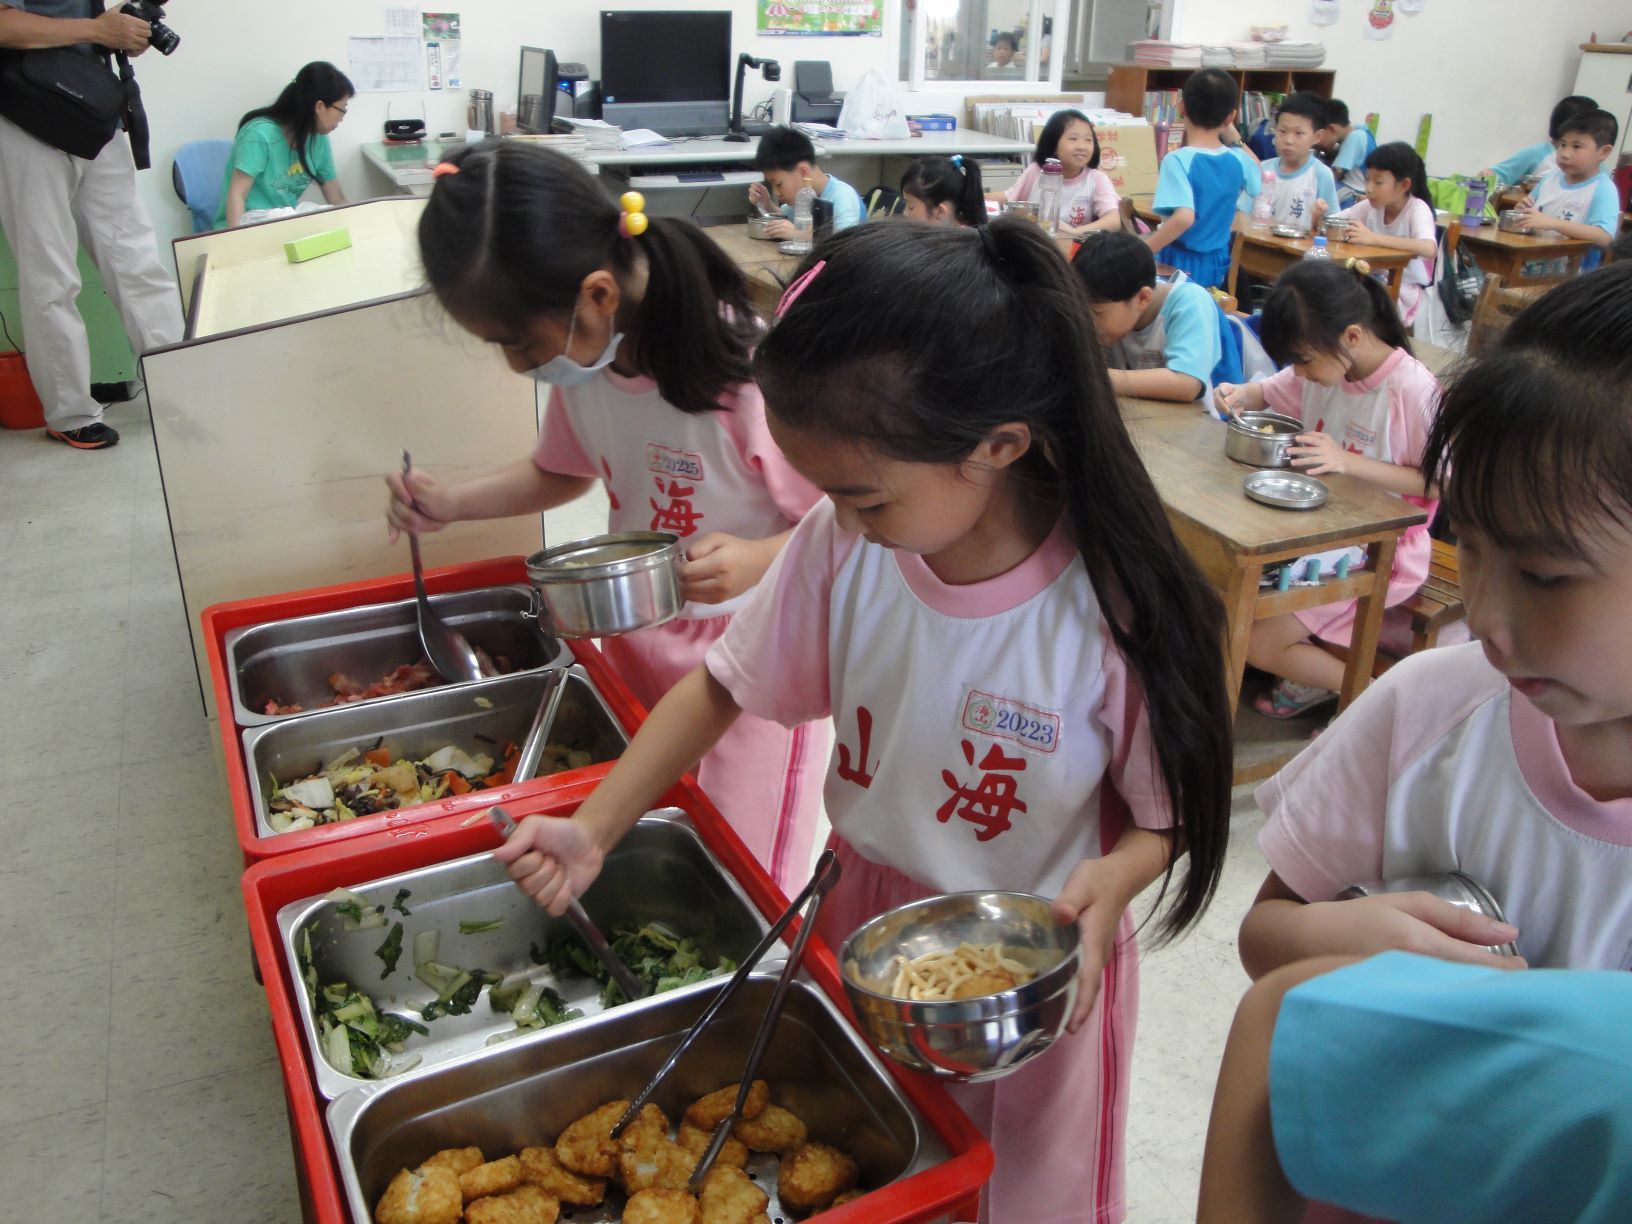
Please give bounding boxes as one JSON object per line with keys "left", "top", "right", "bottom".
{"left": 400, "top": 450, "right": 484, "bottom": 684}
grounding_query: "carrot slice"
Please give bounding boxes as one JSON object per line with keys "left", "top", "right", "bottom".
{"left": 364, "top": 748, "right": 392, "bottom": 767}
{"left": 444, "top": 771, "right": 472, "bottom": 795}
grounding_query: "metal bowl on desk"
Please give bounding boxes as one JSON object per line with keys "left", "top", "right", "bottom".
{"left": 524, "top": 531, "right": 682, "bottom": 639}
{"left": 1224, "top": 411, "right": 1302, "bottom": 468}
{"left": 1323, "top": 219, "right": 1352, "bottom": 243}
{"left": 1002, "top": 200, "right": 1040, "bottom": 224}
{"left": 1337, "top": 872, "right": 1519, "bottom": 957}
{"left": 839, "top": 890, "right": 1081, "bottom": 1082}
{"left": 746, "top": 212, "right": 778, "bottom": 241}
{"left": 1497, "top": 209, "right": 1530, "bottom": 233}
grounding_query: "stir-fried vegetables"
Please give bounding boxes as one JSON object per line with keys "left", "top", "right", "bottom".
{"left": 297, "top": 926, "right": 428, "bottom": 1079}
{"left": 266, "top": 741, "right": 522, "bottom": 834}
{"left": 535, "top": 922, "right": 737, "bottom": 1006}
{"left": 486, "top": 977, "right": 583, "bottom": 1044}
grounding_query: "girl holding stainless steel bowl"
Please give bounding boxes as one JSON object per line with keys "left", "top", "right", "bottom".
{"left": 385, "top": 143, "right": 827, "bottom": 898}
{"left": 496, "top": 219, "right": 1237, "bottom": 1222}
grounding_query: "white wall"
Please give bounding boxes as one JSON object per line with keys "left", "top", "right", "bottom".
{"left": 1169, "top": 0, "right": 1625, "bottom": 174}
{"left": 133, "top": 0, "right": 907, "bottom": 263}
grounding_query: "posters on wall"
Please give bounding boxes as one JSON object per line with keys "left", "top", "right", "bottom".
{"left": 350, "top": 8, "right": 462, "bottom": 92}
{"left": 424, "top": 12, "right": 461, "bottom": 89}
{"left": 1365, "top": 0, "right": 1396, "bottom": 39}
{"left": 347, "top": 36, "right": 425, "bottom": 92}
{"left": 758, "top": 0, "right": 884, "bottom": 37}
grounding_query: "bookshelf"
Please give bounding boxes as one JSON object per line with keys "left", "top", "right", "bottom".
{"left": 1105, "top": 64, "right": 1336, "bottom": 119}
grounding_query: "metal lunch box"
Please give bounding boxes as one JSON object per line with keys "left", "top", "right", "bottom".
{"left": 279, "top": 808, "right": 771, "bottom": 1099}
{"left": 1002, "top": 200, "right": 1039, "bottom": 223}
{"left": 241, "top": 667, "right": 625, "bottom": 839}
{"left": 747, "top": 211, "right": 778, "bottom": 240}
{"left": 1337, "top": 872, "right": 1520, "bottom": 957}
{"left": 225, "top": 585, "right": 564, "bottom": 726}
{"left": 523, "top": 530, "right": 683, "bottom": 639}
{"left": 1324, "top": 218, "right": 1352, "bottom": 243}
{"left": 327, "top": 973, "right": 953, "bottom": 1224}
{"left": 1224, "top": 411, "right": 1303, "bottom": 468}
{"left": 1498, "top": 208, "right": 1530, "bottom": 233}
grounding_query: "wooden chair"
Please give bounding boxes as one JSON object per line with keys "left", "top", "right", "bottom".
{"left": 1467, "top": 273, "right": 1564, "bottom": 356}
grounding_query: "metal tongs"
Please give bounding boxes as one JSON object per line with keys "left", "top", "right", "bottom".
{"left": 609, "top": 848, "right": 842, "bottom": 1193}
{"left": 486, "top": 805, "right": 649, "bottom": 1005}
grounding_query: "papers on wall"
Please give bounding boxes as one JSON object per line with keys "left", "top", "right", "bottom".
{"left": 423, "top": 12, "right": 461, "bottom": 88}
{"left": 382, "top": 5, "right": 418, "bottom": 38}
{"left": 347, "top": 36, "right": 424, "bottom": 93}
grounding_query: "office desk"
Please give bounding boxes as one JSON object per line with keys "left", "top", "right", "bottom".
{"left": 1123, "top": 408, "right": 1425, "bottom": 781}
{"left": 361, "top": 131, "right": 1033, "bottom": 204}
{"left": 1229, "top": 228, "right": 1413, "bottom": 301}
{"left": 1458, "top": 223, "right": 1595, "bottom": 284}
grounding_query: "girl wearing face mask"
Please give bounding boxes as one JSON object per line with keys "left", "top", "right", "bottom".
{"left": 1213, "top": 257, "right": 1442, "bottom": 721}
{"left": 385, "top": 143, "right": 826, "bottom": 893}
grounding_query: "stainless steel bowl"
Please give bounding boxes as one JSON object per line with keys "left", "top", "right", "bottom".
{"left": 839, "top": 891, "right": 1080, "bottom": 1083}
{"left": 1324, "top": 219, "right": 1352, "bottom": 243}
{"left": 1003, "top": 200, "right": 1039, "bottom": 223}
{"left": 524, "top": 531, "right": 682, "bottom": 639}
{"left": 1272, "top": 223, "right": 1307, "bottom": 239}
{"left": 746, "top": 212, "right": 778, "bottom": 240}
{"left": 1497, "top": 208, "right": 1529, "bottom": 233}
{"left": 1224, "top": 411, "right": 1303, "bottom": 468}
{"left": 1337, "top": 872, "right": 1519, "bottom": 957}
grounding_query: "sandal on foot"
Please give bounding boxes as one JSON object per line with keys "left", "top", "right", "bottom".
{"left": 1254, "top": 678, "right": 1337, "bottom": 720}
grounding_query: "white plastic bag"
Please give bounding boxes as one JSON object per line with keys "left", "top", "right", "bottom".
{"left": 838, "top": 69, "right": 909, "bottom": 140}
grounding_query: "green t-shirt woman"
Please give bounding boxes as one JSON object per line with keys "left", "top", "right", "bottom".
{"left": 218, "top": 61, "right": 353, "bottom": 227}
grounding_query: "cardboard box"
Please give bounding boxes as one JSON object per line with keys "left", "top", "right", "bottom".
{"left": 909, "top": 113, "right": 958, "bottom": 132}
{"left": 1093, "top": 124, "right": 1158, "bottom": 199}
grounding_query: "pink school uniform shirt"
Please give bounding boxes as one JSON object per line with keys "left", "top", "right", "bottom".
{"left": 1259, "top": 347, "right": 1441, "bottom": 645}
{"left": 1005, "top": 163, "right": 1121, "bottom": 230}
{"left": 1335, "top": 196, "right": 1437, "bottom": 324}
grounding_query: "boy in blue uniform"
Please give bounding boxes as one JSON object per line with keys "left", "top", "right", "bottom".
{"left": 1147, "top": 67, "right": 1260, "bottom": 289}
{"left": 748, "top": 126, "right": 863, "bottom": 239}
{"left": 1515, "top": 107, "right": 1621, "bottom": 270}
{"left": 1255, "top": 91, "right": 1339, "bottom": 232}
{"left": 1481, "top": 93, "right": 1597, "bottom": 186}
{"left": 1319, "top": 99, "right": 1376, "bottom": 207}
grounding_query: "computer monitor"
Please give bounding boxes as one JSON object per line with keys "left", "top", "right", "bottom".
{"left": 600, "top": 10, "right": 732, "bottom": 137}
{"left": 517, "top": 45, "right": 557, "bottom": 133}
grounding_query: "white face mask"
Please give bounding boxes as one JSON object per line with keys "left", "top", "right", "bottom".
{"left": 525, "top": 307, "right": 623, "bottom": 386}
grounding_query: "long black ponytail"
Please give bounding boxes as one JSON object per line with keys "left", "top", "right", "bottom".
{"left": 238, "top": 61, "right": 353, "bottom": 183}
{"left": 1365, "top": 140, "right": 1433, "bottom": 212}
{"left": 1260, "top": 256, "right": 1412, "bottom": 366}
{"left": 755, "top": 219, "right": 1233, "bottom": 938}
{"left": 417, "top": 141, "right": 759, "bottom": 414}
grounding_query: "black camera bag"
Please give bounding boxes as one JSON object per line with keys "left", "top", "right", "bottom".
{"left": 0, "top": 3, "right": 138, "bottom": 161}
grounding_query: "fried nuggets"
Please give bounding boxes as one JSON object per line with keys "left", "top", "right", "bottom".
{"left": 778, "top": 1142, "right": 860, "bottom": 1214}
{"left": 677, "top": 1120, "right": 749, "bottom": 1169}
{"left": 731, "top": 1103, "right": 807, "bottom": 1154}
{"left": 624, "top": 1187, "right": 704, "bottom": 1224}
{"left": 375, "top": 1165, "right": 462, "bottom": 1224}
{"left": 618, "top": 1128, "right": 698, "bottom": 1194}
{"left": 464, "top": 1184, "right": 560, "bottom": 1224}
{"left": 460, "top": 1155, "right": 523, "bottom": 1202}
{"left": 554, "top": 1099, "right": 630, "bottom": 1179}
{"left": 684, "top": 1080, "right": 768, "bottom": 1130}
{"left": 518, "top": 1144, "right": 607, "bottom": 1206}
{"left": 698, "top": 1164, "right": 770, "bottom": 1224}
{"left": 418, "top": 1146, "right": 485, "bottom": 1176}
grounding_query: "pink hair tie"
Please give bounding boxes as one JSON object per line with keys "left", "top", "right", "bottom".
{"left": 776, "top": 260, "right": 826, "bottom": 317}
{"left": 430, "top": 162, "right": 461, "bottom": 178}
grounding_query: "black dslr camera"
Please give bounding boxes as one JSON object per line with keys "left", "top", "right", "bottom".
{"left": 120, "top": 0, "right": 179, "bottom": 56}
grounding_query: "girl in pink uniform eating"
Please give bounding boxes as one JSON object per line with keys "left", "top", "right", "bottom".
{"left": 384, "top": 143, "right": 825, "bottom": 893}
{"left": 495, "top": 219, "right": 1235, "bottom": 1222}
{"left": 1215, "top": 258, "right": 1442, "bottom": 720}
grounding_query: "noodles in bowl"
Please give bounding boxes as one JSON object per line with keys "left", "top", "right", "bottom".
{"left": 889, "top": 941, "right": 1037, "bottom": 1001}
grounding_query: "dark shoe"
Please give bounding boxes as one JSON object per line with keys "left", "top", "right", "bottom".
{"left": 47, "top": 422, "right": 120, "bottom": 449}
{"left": 92, "top": 380, "right": 138, "bottom": 404}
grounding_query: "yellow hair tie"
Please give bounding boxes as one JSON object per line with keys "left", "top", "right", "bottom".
{"left": 1344, "top": 256, "right": 1372, "bottom": 276}
{"left": 618, "top": 190, "right": 648, "bottom": 237}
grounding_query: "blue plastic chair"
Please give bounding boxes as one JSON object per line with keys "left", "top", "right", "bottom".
{"left": 171, "top": 139, "right": 233, "bottom": 232}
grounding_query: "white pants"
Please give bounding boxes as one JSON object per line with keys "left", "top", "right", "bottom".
{"left": 0, "top": 114, "right": 182, "bottom": 430}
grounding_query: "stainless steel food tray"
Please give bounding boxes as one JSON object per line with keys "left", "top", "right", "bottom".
{"left": 243, "top": 667, "right": 627, "bottom": 839}
{"left": 328, "top": 973, "right": 953, "bottom": 1224}
{"left": 225, "top": 585, "right": 566, "bottom": 726}
{"left": 278, "top": 809, "right": 771, "bottom": 1100}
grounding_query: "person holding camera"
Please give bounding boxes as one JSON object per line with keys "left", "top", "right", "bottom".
{"left": 0, "top": 1, "right": 183, "bottom": 450}
{"left": 219, "top": 62, "right": 353, "bottom": 229}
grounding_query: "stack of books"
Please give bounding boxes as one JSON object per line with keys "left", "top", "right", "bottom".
{"left": 1132, "top": 40, "right": 1202, "bottom": 67}
{"left": 1264, "top": 41, "right": 1326, "bottom": 67}
{"left": 555, "top": 117, "right": 623, "bottom": 154}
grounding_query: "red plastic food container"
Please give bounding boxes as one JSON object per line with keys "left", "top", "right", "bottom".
{"left": 201, "top": 557, "right": 651, "bottom": 864}
{"left": 242, "top": 782, "right": 992, "bottom": 1224}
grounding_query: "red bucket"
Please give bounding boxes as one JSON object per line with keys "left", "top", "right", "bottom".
{"left": 0, "top": 351, "right": 45, "bottom": 430}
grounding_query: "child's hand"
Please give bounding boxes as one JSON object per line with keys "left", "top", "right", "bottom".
{"left": 1051, "top": 859, "right": 1135, "bottom": 1032}
{"left": 679, "top": 533, "right": 771, "bottom": 605}
{"left": 1290, "top": 432, "right": 1347, "bottom": 476}
{"left": 1213, "top": 382, "right": 1243, "bottom": 418}
{"left": 748, "top": 181, "right": 773, "bottom": 211}
{"left": 764, "top": 217, "right": 795, "bottom": 240}
{"left": 491, "top": 813, "right": 606, "bottom": 916}
{"left": 1341, "top": 218, "right": 1373, "bottom": 243}
{"left": 1311, "top": 199, "right": 1330, "bottom": 229}
{"left": 1304, "top": 893, "right": 1526, "bottom": 969}
{"left": 385, "top": 468, "right": 458, "bottom": 543}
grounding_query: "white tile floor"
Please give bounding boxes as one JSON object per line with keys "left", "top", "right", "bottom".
{"left": 0, "top": 399, "right": 1269, "bottom": 1222}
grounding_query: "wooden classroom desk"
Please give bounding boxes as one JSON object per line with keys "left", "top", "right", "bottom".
{"left": 1228, "top": 228, "right": 1413, "bottom": 302}
{"left": 1121, "top": 407, "right": 1426, "bottom": 779}
{"left": 1457, "top": 223, "right": 1595, "bottom": 284}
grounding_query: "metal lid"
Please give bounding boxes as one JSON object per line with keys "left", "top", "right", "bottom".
{"left": 1243, "top": 470, "right": 1328, "bottom": 511}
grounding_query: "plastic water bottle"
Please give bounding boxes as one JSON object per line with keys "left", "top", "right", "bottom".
{"left": 788, "top": 184, "right": 816, "bottom": 253}
{"left": 1038, "top": 158, "right": 1064, "bottom": 235}
{"left": 1251, "top": 165, "right": 1275, "bottom": 230}
{"left": 1305, "top": 234, "right": 1331, "bottom": 260}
